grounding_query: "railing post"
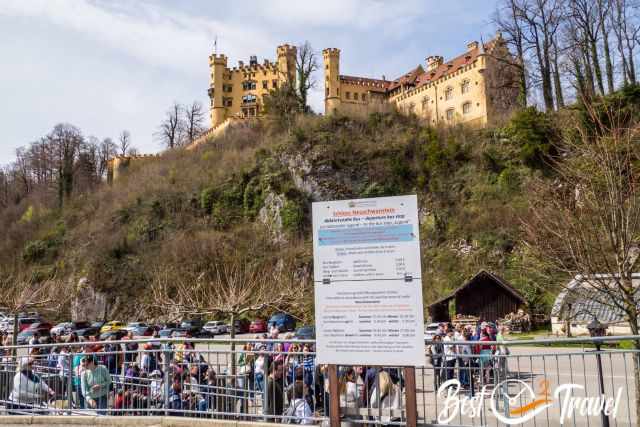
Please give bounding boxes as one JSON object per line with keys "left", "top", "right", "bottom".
{"left": 328, "top": 365, "right": 340, "bottom": 427}
{"left": 67, "top": 355, "right": 73, "bottom": 415}
{"left": 163, "top": 344, "right": 171, "bottom": 416}
{"left": 404, "top": 366, "right": 417, "bottom": 427}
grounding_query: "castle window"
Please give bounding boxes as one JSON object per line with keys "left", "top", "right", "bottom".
{"left": 242, "top": 81, "right": 256, "bottom": 91}
{"left": 463, "top": 102, "right": 471, "bottom": 114}
{"left": 325, "top": 64, "right": 329, "bottom": 70}
{"left": 445, "top": 86, "right": 453, "bottom": 100}
{"left": 337, "top": 88, "right": 339, "bottom": 96}
{"left": 446, "top": 108, "right": 454, "bottom": 121}
{"left": 421, "top": 96, "right": 430, "bottom": 109}
{"left": 326, "top": 88, "right": 329, "bottom": 96}
{"left": 362, "top": 94, "right": 366, "bottom": 102}
{"left": 272, "top": 80, "right": 278, "bottom": 88}
{"left": 262, "top": 80, "right": 268, "bottom": 89}
{"left": 354, "top": 93, "right": 358, "bottom": 100}
{"left": 461, "top": 80, "right": 470, "bottom": 94}
{"left": 346, "top": 92, "right": 351, "bottom": 99}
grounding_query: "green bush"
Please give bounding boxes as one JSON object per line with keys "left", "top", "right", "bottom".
{"left": 281, "top": 200, "right": 304, "bottom": 233}
{"left": 505, "top": 107, "right": 556, "bottom": 169}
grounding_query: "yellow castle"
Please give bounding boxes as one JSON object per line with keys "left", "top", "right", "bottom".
{"left": 323, "top": 33, "right": 518, "bottom": 126}
{"left": 208, "top": 44, "right": 297, "bottom": 127}
{"left": 207, "top": 34, "right": 517, "bottom": 129}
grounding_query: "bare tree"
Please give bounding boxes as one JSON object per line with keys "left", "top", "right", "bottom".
{"left": 495, "top": 0, "right": 531, "bottom": 107}
{"left": 156, "top": 102, "right": 184, "bottom": 149}
{"left": 97, "top": 137, "right": 117, "bottom": 179}
{"left": 0, "top": 275, "right": 71, "bottom": 348}
{"left": 48, "top": 123, "right": 83, "bottom": 208}
{"left": 522, "top": 107, "right": 640, "bottom": 424}
{"left": 150, "top": 257, "right": 305, "bottom": 373}
{"left": 118, "top": 130, "right": 132, "bottom": 156}
{"left": 295, "top": 41, "right": 319, "bottom": 113}
{"left": 183, "top": 101, "right": 206, "bottom": 145}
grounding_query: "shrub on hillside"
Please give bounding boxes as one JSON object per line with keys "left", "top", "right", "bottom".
{"left": 504, "top": 107, "right": 557, "bottom": 169}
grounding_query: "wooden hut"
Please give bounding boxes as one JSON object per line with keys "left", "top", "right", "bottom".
{"left": 428, "top": 270, "right": 526, "bottom": 322}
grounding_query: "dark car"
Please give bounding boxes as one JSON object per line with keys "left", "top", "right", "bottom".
{"left": 75, "top": 327, "right": 100, "bottom": 338}
{"left": 131, "top": 326, "right": 154, "bottom": 337}
{"left": 158, "top": 328, "right": 177, "bottom": 338}
{"left": 180, "top": 319, "right": 204, "bottom": 335}
{"left": 268, "top": 313, "right": 296, "bottom": 332}
{"left": 294, "top": 325, "right": 315, "bottom": 340}
{"left": 99, "top": 329, "right": 128, "bottom": 341}
{"left": 91, "top": 321, "right": 105, "bottom": 330}
{"left": 26, "top": 322, "right": 53, "bottom": 335}
{"left": 17, "top": 329, "right": 48, "bottom": 345}
{"left": 249, "top": 319, "right": 268, "bottom": 333}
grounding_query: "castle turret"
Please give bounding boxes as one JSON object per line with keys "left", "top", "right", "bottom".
{"left": 276, "top": 44, "right": 297, "bottom": 86}
{"left": 209, "top": 53, "right": 228, "bottom": 127}
{"left": 323, "top": 48, "right": 341, "bottom": 115}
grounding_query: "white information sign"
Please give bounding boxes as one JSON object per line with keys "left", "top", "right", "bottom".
{"left": 312, "top": 195, "right": 425, "bottom": 366}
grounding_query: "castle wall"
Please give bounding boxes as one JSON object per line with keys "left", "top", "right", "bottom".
{"left": 324, "top": 35, "right": 518, "bottom": 128}
{"left": 392, "top": 57, "right": 488, "bottom": 127}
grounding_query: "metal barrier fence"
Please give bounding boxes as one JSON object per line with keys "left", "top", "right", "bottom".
{"left": 0, "top": 336, "right": 636, "bottom": 426}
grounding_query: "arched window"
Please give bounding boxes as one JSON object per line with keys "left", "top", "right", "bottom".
{"left": 461, "top": 79, "right": 470, "bottom": 94}
{"left": 462, "top": 102, "right": 471, "bottom": 114}
{"left": 446, "top": 108, "right": 454, "bottom": 121}
{"left": 445, "top": 86, "right": 453, "bottom": 100}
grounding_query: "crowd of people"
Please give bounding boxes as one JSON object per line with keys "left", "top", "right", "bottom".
{"left": 427, "top": 321, "right": 510, "bottom": 392}
{"left": 0, "top": 325, "right": 407, "bottom": 424}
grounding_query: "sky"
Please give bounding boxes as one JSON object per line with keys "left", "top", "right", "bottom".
{"left": 0, "top": 0, "right": 500, "bottom": 165}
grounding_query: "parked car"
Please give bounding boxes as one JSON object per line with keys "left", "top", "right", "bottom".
{"left": 99, "top": 329, "right": 128, "bottom": 341}
{"left": 203, "top": 321, "right": 227, "bottom": 335}
{"left": 249, "top": 319, "right": 268, "bottom": 333}
{"left": 51, "top": 321, "right": 91, "bottom": 336}
{"left": 131, "top": 325, "right": 154, "bottom": 337}
{"left": 267, "top": 313, "right": 296, "bottom": 332}
{"left": 424, "top": 323, "right": 440, "bottom": 343}
{"left": 25, "top": 322, "right": 53, "bottom": 335}
{"left": 15, "top": 317, "right": 41, "bottom": 332}
{"left": 294, "top": 325, "right": 315, "bottom": 340}
{"left": 75, "top": 327, "right": 101, "bottom": 338}
{"left": 91, "top": 321, "right": 105, "bottom": 330}
{"left": 124, "top": 322, "right": 149, "bottom": 332}
{"left": 17, "top": 329, "right": 49, "bottom": 345}
{"left": 227, "top": 319, "right": 250, "bottom": 334}
{"left": 180, "top": 319, "right": 204, "bottom": 335}
{"left": 100, "top": 321, "right": 126, "bottom": 333}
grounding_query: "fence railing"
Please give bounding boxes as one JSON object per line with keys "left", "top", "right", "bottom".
{"left": 0, "top": 336, "right": 636, "bottom": 426}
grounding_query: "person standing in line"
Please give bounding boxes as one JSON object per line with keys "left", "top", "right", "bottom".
{"left": 442, "top": 328, "right": 457, "bottom": 382}
{"left": 81, "top": 355, "right": 112, "bottom": 414}
{"left": 265, "top": 360, "right": 284, "bottom": 422}
{"left": 429, "top": 335, "right": 444, "bottom": 390}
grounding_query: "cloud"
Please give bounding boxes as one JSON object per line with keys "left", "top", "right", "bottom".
{"left": 0, "top": 0, "right": 275, "bottom": 75}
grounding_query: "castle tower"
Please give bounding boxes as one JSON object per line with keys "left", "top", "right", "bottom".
{"left": 276, "top": 44, "right": 297, "bottom": 86}
{"left": 322, "top": 48, "right": 341, "bottom": 115}
{"left": 208, "top": 53, "right": 228, "bottom": 127}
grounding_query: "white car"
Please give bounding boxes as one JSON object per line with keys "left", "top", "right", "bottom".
{"left": 424, "top": 323, "right": 441, "bottom": 343}
{"left": 203, "top": 321, "right": 227, "bottom": 335}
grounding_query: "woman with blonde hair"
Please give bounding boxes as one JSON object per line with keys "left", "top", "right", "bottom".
{"left": 369, "top": 370, "right": 401, "bottom": 424}
{"left": 339, "top": 367, "right": 358, "bottom": 409}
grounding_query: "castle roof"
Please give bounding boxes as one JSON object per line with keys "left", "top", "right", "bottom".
{"left": 387, "top": 65, "right": 424, "bottom": 91}
{"left": 337, "top": 36, "right": 503, "bottom": 95}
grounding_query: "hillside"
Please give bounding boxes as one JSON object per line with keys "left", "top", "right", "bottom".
{"left": 0, "top": 105, "right": 589, "bottom": 322}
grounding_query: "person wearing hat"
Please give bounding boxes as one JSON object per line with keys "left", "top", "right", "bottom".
{"left": 81, "top": 355, "right": 111, "bottom": 413}
{"left": 9, "top": 357, "right": 54, "bottom": 410}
